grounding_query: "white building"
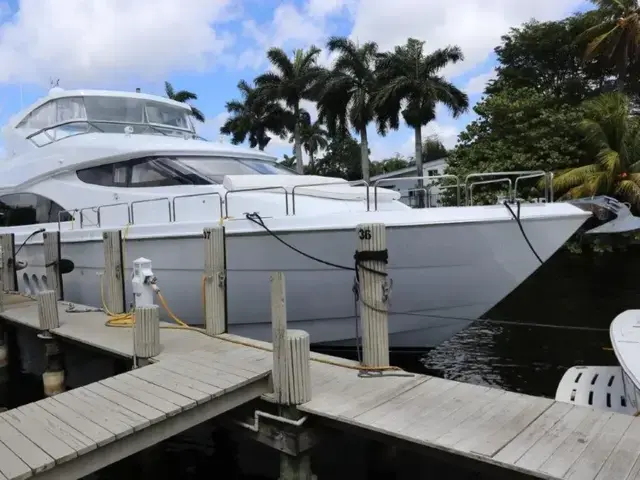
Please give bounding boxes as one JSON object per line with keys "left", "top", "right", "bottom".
{"left": 370, "top": 158, "right": 447, "bottom": 207}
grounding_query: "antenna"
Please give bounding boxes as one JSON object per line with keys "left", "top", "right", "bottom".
{"left": 49, "top": 78, "right": 60, "bottom": 88}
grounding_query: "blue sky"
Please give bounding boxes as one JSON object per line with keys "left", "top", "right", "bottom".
{"left": 0, "top": 0, "right": 591, "bottom": 161}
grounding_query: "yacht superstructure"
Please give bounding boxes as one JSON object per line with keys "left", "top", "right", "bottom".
{"left": 0, "top": 87, "right": 592, "bottom": 348}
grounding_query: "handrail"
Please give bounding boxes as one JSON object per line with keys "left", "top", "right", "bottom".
{"left": 172, "top": 192, "right": 223, "bottom": 222}
{"left": 224, "top": 187, "right": 289, "bottom": 218}
{"left": 373, "top": 175, "right": 460, "bottom": 210}
{"left": 291, "top": 180, "right": 370, "bottom": 215}
{"left": 57, "top": 209, "right": 79, "bottom": 230}
{"left": 78, "top": 206, "right": 100, "bottom": 228}
{"left": 513, "top": 171, "right": 547, "bottom": 202}
{"left": 405, "top": 188, "right": 428, "bottom": 208}
{"left": 97, "top": 202, "right": 131, "bottom": 226}
{"left": 464, "top": 171, "right": 552, "bottom": 205}
{"left": 130, "top": 197, "right": 172, "bottom": 224}
{"left": 468, "top": 178, "right": 513, "bottom": 206}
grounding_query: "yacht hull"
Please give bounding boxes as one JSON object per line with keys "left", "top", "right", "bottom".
{"left": 12, "top": 206, "right": 587, "bottom": 349}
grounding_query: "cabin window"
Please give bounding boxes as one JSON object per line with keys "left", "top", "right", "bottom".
{"left": 16, "top": 97, "right": 87, "bottom": 130}
{"left": 76, "top": 155, "right": 294, "bottom": 188}
{"left": 427, "top": 169, "right": 439, "bottom": 176}
{"left": 0, "top": 193, "right": 71, "bottom": 226}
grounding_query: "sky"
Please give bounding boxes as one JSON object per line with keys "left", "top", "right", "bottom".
{"left": 0, "top": 0, "right": 592, "bottom": 162}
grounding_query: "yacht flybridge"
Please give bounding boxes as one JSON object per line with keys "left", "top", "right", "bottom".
{"left": 0, "top": 87, "right": 595, "bottom": 348}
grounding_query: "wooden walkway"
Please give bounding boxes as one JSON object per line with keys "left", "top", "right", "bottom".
{"left": 4, "top": 294, "right": 640, "bottom": 479}
{"left": 0, "top": 346, "right": 271, "bottom": 480}
{"left": 299, "top": 363, "right": 640, "bottom": 480}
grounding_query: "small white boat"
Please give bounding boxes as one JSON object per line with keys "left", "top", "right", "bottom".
{"left": 556, "top": 310, "right": 640, "bottom": 415}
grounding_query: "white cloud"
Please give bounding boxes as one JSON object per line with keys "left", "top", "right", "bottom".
{"left": 465, "top": 69, "right": 497, "bottom": 95}
{"left": 0, "top": 0, "right": 234, "bottom": 85}
{"left": 197, "top": 111, "right": 230, "bottom": 142}
{"left": 348, "top": 0, "right": 583, "bottom": 78}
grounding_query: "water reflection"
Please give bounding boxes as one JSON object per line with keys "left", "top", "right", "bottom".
{"left": 422, "top": 249, "right": 639, "bottom": 397}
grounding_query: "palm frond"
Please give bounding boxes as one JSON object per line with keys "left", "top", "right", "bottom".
{"left": 164, "top": 81, "right": 175, "bottom": 99}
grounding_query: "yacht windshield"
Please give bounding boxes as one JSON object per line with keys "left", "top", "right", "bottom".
{"left": 176, "top": 157, "right": 297, "bottom": 183}
{"left": 19, "top": 95, "right": 197, "bottom": 146}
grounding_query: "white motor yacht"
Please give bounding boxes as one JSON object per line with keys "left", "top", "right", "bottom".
{"left": 0, "top": 87, "right": 592, "bottom": 349}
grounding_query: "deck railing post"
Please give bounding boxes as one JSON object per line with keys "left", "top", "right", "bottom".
{"left": 270, "top": 271, "right": 314, "bottom": 480}
{"left": 355, "top": 223, "right": 390, "bottom": 368}
{"left": 203, "top": 226, "right": 227, "bottom": 335}
{"left": 0, "top": 234, "right": 16, "bottom": 292}
{"left": 102, "top": 230, "right": 126, "bottom": 315}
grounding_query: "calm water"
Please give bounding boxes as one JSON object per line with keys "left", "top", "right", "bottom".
{"left": 2, "top": 248, "right": 637, "bottom": 479}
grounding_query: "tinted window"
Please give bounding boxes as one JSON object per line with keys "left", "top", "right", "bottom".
{"left": 76, "top": 157, "right": 211, "bottom": 188}
{"left": 0, "top": 193, "right": 71, "bottom": 226}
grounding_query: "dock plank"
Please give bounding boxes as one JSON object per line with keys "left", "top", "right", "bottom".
{"left": 413, "top": 385, "right": 505, "bottom": 444}
{"left": 493, "top": 401, "right": 573, "bottom": 465}
{"left": 594, "top": 417, "right": 640, "bottom": 480}
{"left": 564, "top": 412, "right": 634, "bottom": 480}
{"left": 2, "top": 408, "right": 77, "bottom": 464}
{"left": 99, "top": 376, "right": 184, "bottom": 417}
{"left": 48, "top": 393, "right": 134, "bottom": 439}
{"left": 157, "top": 357, "right": 247, "bottom": 390}
{"left": 538, "top": 408, "right": 612, "bottom": 478}
{"left": 0, "top": 414, "right": 56, "bottom": 472}
{"left": 84, "top": 383, "right": 166, "bottom": 424}
{"left": 109, "top": 373, "right": 197, "bottom": 410}
{"left": 66, "top": 387, "right": 150, "bottom": 431}
{"left": 38, "top": 396, "right": 114, "bottom": 447}
{"left": 128, "top": 364, "right": 217, "bottom": 403}
{"left": 0, "top": 439, "right": 32, "bottom": 480}
{"left": 450, "top": 393, "right": 552, "bottom": 457}
{"left": 188, "top": 348, "right": 272, "bottom": 376}
{"left": 16, "top": 403, "right": 96, "bottom": 456}
{"left": 513, "top": 405, "right": 593, "bottom": 472}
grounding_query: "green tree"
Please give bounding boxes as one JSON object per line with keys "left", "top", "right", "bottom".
{"left": 313, "top": 133, "right": 366, "bottom": 180}
{"left": 422, "top": 136, "right": 448, "bottom": 162}
{"left": 447, "top": 87, "right": 587, "bottom": 204}
{"left": 220, "top": 80, "right": 290, "bottom": 150}
{"left": 552, "top": 92, "right": 640, "bottom": 205}
{"left": 375, "top": 39, "right": 469, "bottom": 206}
{"left": 318, "top": 37, "right": 380, "bottom": 182}
{"left": 488, "top": 14, "right": 613, "bottom": 100}
{"left": 300, "top": 119, "right": 329, "bottom": 168}
{"left": 164, "top": 81, "right": 205, "bottom": 122}
{"left": 255, "top": 47, "right": 326, "bottom": 174}
{"left": 579, "top": 0, "right": 640, "bottom": 92}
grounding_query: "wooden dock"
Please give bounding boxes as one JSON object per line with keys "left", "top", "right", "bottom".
{"left": 0, "top": 224, "right": 638, "bottom": 479}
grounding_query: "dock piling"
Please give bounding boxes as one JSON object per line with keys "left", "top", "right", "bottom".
{"left": 43, "top": 231, "right": 63, "bottom": 300}
{"left": 270, "top": 271, "right": 314, "bottom": 480}
{"left": 203, "top": 226, "right": 227, "bottom": 335}
{"left": 0, "top": 234, "right": 16, "bottom": 292}
{"left": 102, "top": 230, "right": 126, "bottom": 315}
{"left": 133, "top": 305, "right": 161, "bottom": 359}
{"left": 355, "top": 223, "right": 390, "bottom": 368}
{"left": 37, "top": 290, "right": 60, "bottom": 330}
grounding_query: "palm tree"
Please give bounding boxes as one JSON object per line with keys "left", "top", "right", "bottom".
{"left": 318, "top": 37, "right": 380, "bottom": 182}
{"left": 579, "top": 0, "right": 640, "bottom": 91}
{"left": 255, "top": 47, "right": 326, "bottom": 174}
{"left": 374, "top": 39, "right": 469, "bottom": 205}
{"left": 164, "top": 81, "right": 205, "bottom": 122}
{"left": 551, "top": 92, "right": 640, "bottom": 206}
{"left": 300, "top": 119, "right": 329, "bottom": 168}
{"left": 220, "top": 80, "right": 290, "bottom": 150}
